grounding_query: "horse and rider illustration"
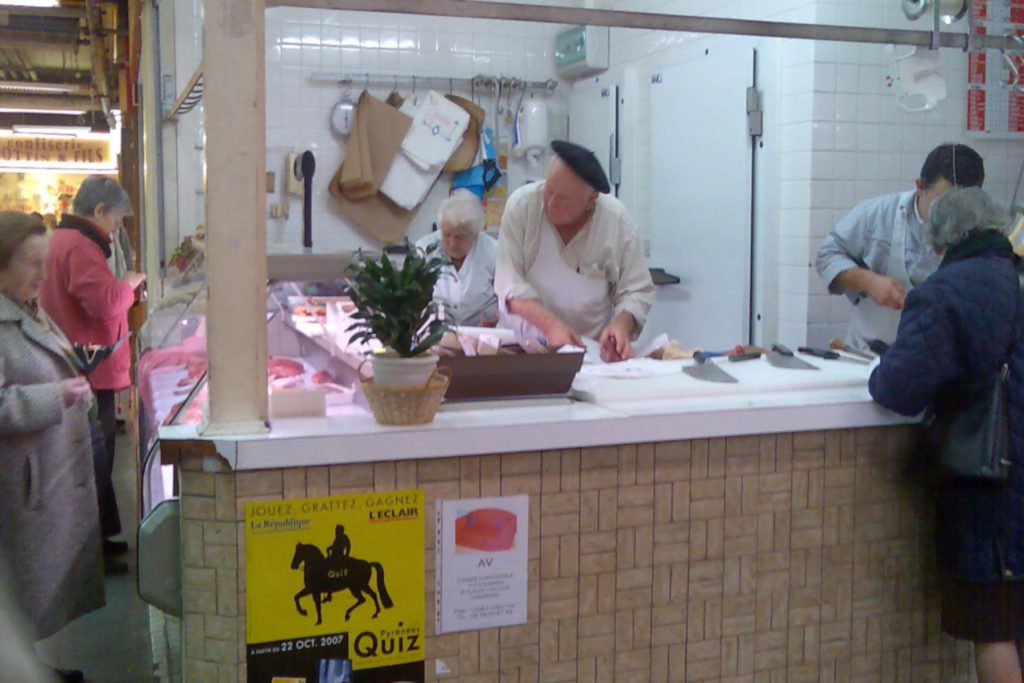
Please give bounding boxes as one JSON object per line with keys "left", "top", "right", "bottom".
{"left": 290, "top": 525, "right": 394, "bottom": 625}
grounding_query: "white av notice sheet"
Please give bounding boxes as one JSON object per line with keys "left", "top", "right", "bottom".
{"left": 435, "top": 495, "right": 529, "bottom": 633}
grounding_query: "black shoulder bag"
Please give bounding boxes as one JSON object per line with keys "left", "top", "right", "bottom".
{"left": 923, "top": 272, "right": 1024, "bottom": 483}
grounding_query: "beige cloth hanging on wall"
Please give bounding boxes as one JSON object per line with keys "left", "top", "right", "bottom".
{"left": 443, "top": 94, "right": 485, "bottom": 173}
{"left": 329, "top": 91, "right": 417, "bottom": 244}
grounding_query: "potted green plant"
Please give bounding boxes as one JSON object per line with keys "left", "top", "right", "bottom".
{"left": 346, "top": 245, "right": 451, "bottom": 386}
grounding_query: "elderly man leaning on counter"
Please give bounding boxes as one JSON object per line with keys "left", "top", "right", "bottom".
{"left": 815, "top": 142, "right": 985, "bottom": 351}
{"left": 494, "top": 140, "right": 654, "bottom": 362}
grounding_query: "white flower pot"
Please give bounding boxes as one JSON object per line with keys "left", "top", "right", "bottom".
{"left": 370, "top": 352, "right": 439, "bottom": 387}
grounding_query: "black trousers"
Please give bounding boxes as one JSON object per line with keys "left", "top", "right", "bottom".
{"left": 94, "top": 389, "right": 122, "bottom": 539}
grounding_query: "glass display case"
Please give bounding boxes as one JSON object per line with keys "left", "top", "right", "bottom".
{"left": 136, "top": 279, "right": 208, "bottom": 513}
{"left": 135, "top": 274, "right": 366, "bottom": 511}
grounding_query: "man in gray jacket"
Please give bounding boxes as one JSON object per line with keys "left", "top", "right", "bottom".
{"left": 815, "top": 143, "right": 984, "bottom": 351}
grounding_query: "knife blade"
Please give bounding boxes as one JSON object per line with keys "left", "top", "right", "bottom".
{"left": 766, "top": 343, "right": 818, "bottom": 370}
{"left": 682, "top": 359, "right": 739, "bottom": 383}
{"left": 797, "top": 346, "right": 871, "bottom": 365}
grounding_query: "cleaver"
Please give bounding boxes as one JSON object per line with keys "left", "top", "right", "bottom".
{"left": 766, "top": 343, "right": 818, "bottom": 371}
{"left": 683, "top": 352, "right": 739, "bottom": 383}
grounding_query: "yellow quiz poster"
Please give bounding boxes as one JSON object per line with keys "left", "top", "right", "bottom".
{"left": 245, "top": 490, "right": 425, "bottom": 683}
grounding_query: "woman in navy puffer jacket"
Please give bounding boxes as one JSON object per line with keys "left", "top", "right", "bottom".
{"left": 869, "top": 187, "right": 1023, "bottom": 682}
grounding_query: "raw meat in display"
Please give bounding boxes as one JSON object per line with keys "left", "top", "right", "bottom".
{"left": 268, "top": 356, "right": 304, "bottom": 380}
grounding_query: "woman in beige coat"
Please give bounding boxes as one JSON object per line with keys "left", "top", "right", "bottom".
{"left": 0, "top": 212, "right": 104, "bottom": 682}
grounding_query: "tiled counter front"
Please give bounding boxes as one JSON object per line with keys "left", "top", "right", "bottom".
{"left": 168, "top": 426, "right": 976, "bottom": 683}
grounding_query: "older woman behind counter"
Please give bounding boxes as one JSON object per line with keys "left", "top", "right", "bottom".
{"left": 415, "top": 189, "right": 498, "bottom": 327}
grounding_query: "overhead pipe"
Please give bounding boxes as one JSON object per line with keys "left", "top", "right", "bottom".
{"left": 267, "top": 0, "right": 1019, "bottom": 52}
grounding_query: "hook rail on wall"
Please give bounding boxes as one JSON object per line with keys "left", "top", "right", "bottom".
{"left": 308, "top": 71, "right": 558, "bottom": 94}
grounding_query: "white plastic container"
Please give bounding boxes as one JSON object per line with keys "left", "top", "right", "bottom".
{"left": 370, "top": 353, "right": 439, "bottom": 387}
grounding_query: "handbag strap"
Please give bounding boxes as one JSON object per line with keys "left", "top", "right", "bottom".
{"left": 1009, "top": 269, "right": 1024, "bottom": 367}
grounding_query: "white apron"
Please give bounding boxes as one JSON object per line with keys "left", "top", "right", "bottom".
{"left": 433, "top": 236, "right": 497, "bottom": 326}
{"left": 845, "top": 196, "right": 913, "bottom": 351}
{"left": 498, "top": 222, "right": 614, "bottom": 342}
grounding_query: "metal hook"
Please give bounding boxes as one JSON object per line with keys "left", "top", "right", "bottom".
{"left": 1002, "top": 34, "right": 1024, "bottom": 88}
{"left": 364, "top": 73, "right": 370, "bottom": 91}
{"left": 448, "top": 77, "right": 453, "bottom": 95}
{"left": 412, "top": 75, "right": 418, "bottom": 105}
{"left": 393, "top": 75, "right": 398, "bottom": 93}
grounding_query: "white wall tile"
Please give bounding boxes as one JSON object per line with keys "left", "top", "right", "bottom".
{"left": 833, "top": 122, "right": 857, "bottom": 151}
{"left": 779, "top": 264, "right": 812, "bottom": 295}
{"left": 806, "top": 323, "right": 830, "bottom": 348}
{"left": 813, "top": 62, "right": 837, "bottom": 92}
{"left": 811, "top": 121, "right": 835, "bottom": 150}
{"left": 259, "top": 7, "right": 569, "bottom": 252}
{"left": 833, "top": 93, "right": 858, "bottom": 122}
{"left": 832, "top": 151, "right": 856, "bottom": 179}
{"left": 835, "top": 64, "right": 858, "bottom": 93}
{"left": 807, "top": 293, "right": 830, "bottom": 325}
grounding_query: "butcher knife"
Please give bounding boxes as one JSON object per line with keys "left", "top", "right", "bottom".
{"left": 766, "top": 343, "right": 819, "bottom": 371}
{"left": 797, "top": 346, "right": 871, "bottom": 365}
{"left": 867, "top": 339, "right": 890, "bottom": 355}
{"left": 683, "top": 352, "right": 739, "bottom": 383}
{"left": 829, "top": 339, "right": 876, "bottom": 361}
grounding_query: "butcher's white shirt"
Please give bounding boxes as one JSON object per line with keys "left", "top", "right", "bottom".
{"left": 494, "top": 181, "right": 655, "bottom": 332}
{"left": 415, "top": 231, "right": 498, "bottom": 326}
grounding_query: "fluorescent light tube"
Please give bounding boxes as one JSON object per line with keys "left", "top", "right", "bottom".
{"left": 0, "top": 82, "right": 82, "bottom": 94}
{"left": 11, "top": 125, "right": 92, "bottom": 136}
{"left": 0, "top": 108, "right": 88, "bottom": 116}
{"left": 0, "top": 1, "right": 61, "bottom": 7}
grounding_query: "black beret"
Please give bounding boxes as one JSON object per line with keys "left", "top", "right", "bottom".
{"left": 550, "top": 140, "right": 611, "bottom": 194}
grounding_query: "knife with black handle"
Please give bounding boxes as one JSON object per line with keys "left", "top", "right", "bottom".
{"left": 693, "top": 350, "right": 713, "bottom": 364}
{"left": 867, "top": 339, "right": 890, "bottom": 355}
{"left": 797, "top": 346, "right": 870, "bottom": 365}
{"left": 771, "top": 343, "right": 795, "bottom": 356}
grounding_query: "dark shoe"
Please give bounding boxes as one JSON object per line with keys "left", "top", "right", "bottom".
{"left": 104, "top": 556, "right": 129, "bottom": 576}
{"left": 103, "top": 539, "right": 129, "bottom": 556}
{"left": 55, "top": 669, "right": 84, "bottom": 683}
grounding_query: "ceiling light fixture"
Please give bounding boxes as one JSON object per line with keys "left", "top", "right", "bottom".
{"left": 0, "top": 1, "right": 61, "bottom": 7}
{"left": 10, "top": 124, "right": 93, "bottom": 137}
{"left": 0, "top": 107, "right": 88, "bottom": 116}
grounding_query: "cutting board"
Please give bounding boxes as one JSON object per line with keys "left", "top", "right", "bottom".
{"left": 572, "top": 355, "right": 872, "bottom": 403}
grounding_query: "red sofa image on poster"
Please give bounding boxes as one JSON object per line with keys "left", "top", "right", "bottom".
{"left": 454, "top": 508, "right": 517, "bottom": 552}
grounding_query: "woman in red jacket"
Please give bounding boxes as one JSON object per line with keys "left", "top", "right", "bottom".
{"left": 40, "top": 176, "right": 145, "bottom": 574}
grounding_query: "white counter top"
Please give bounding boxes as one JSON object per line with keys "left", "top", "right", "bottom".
{"left": 160, "top": 354, "right": 912, "bottom": 470}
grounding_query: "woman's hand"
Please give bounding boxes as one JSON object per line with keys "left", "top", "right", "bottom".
{"left": 123, "top": 271, "right": 146, "bottom": 290}
{"left": 59, "top": 377, "right": 92, "bottom": 407}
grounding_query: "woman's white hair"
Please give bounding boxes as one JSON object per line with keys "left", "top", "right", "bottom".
{"left": 926, "top": 187, "right": 1011, "bottom": 252}
{"left": 437, "top": 189, "right": 485, "bottom": 234}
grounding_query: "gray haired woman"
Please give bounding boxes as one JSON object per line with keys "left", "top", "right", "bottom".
{"left": 40, "top": 176, "right": 146, "bottom": 573}
{"left": 0, "top": 212, "right": 104, "bottom": 683}
{"left": 868, "top": 188, "right": 1024, "bottom": 683}
{"left": 415, "top": 189, "right": 498, "bottom": 326}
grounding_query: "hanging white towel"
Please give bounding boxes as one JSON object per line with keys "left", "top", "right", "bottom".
{"left": 380, "top": 90, "right": 471, "bottom": 209}
{"left": 401, "top": 91, "right": 470, "bottom": 171}
{"left": 380, "top": 153, "right": 441, "bottom": 209}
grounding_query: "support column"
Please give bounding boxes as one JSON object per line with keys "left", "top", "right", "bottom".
{"left": 201, "top": 0, "right": 268, "bottom": 434}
